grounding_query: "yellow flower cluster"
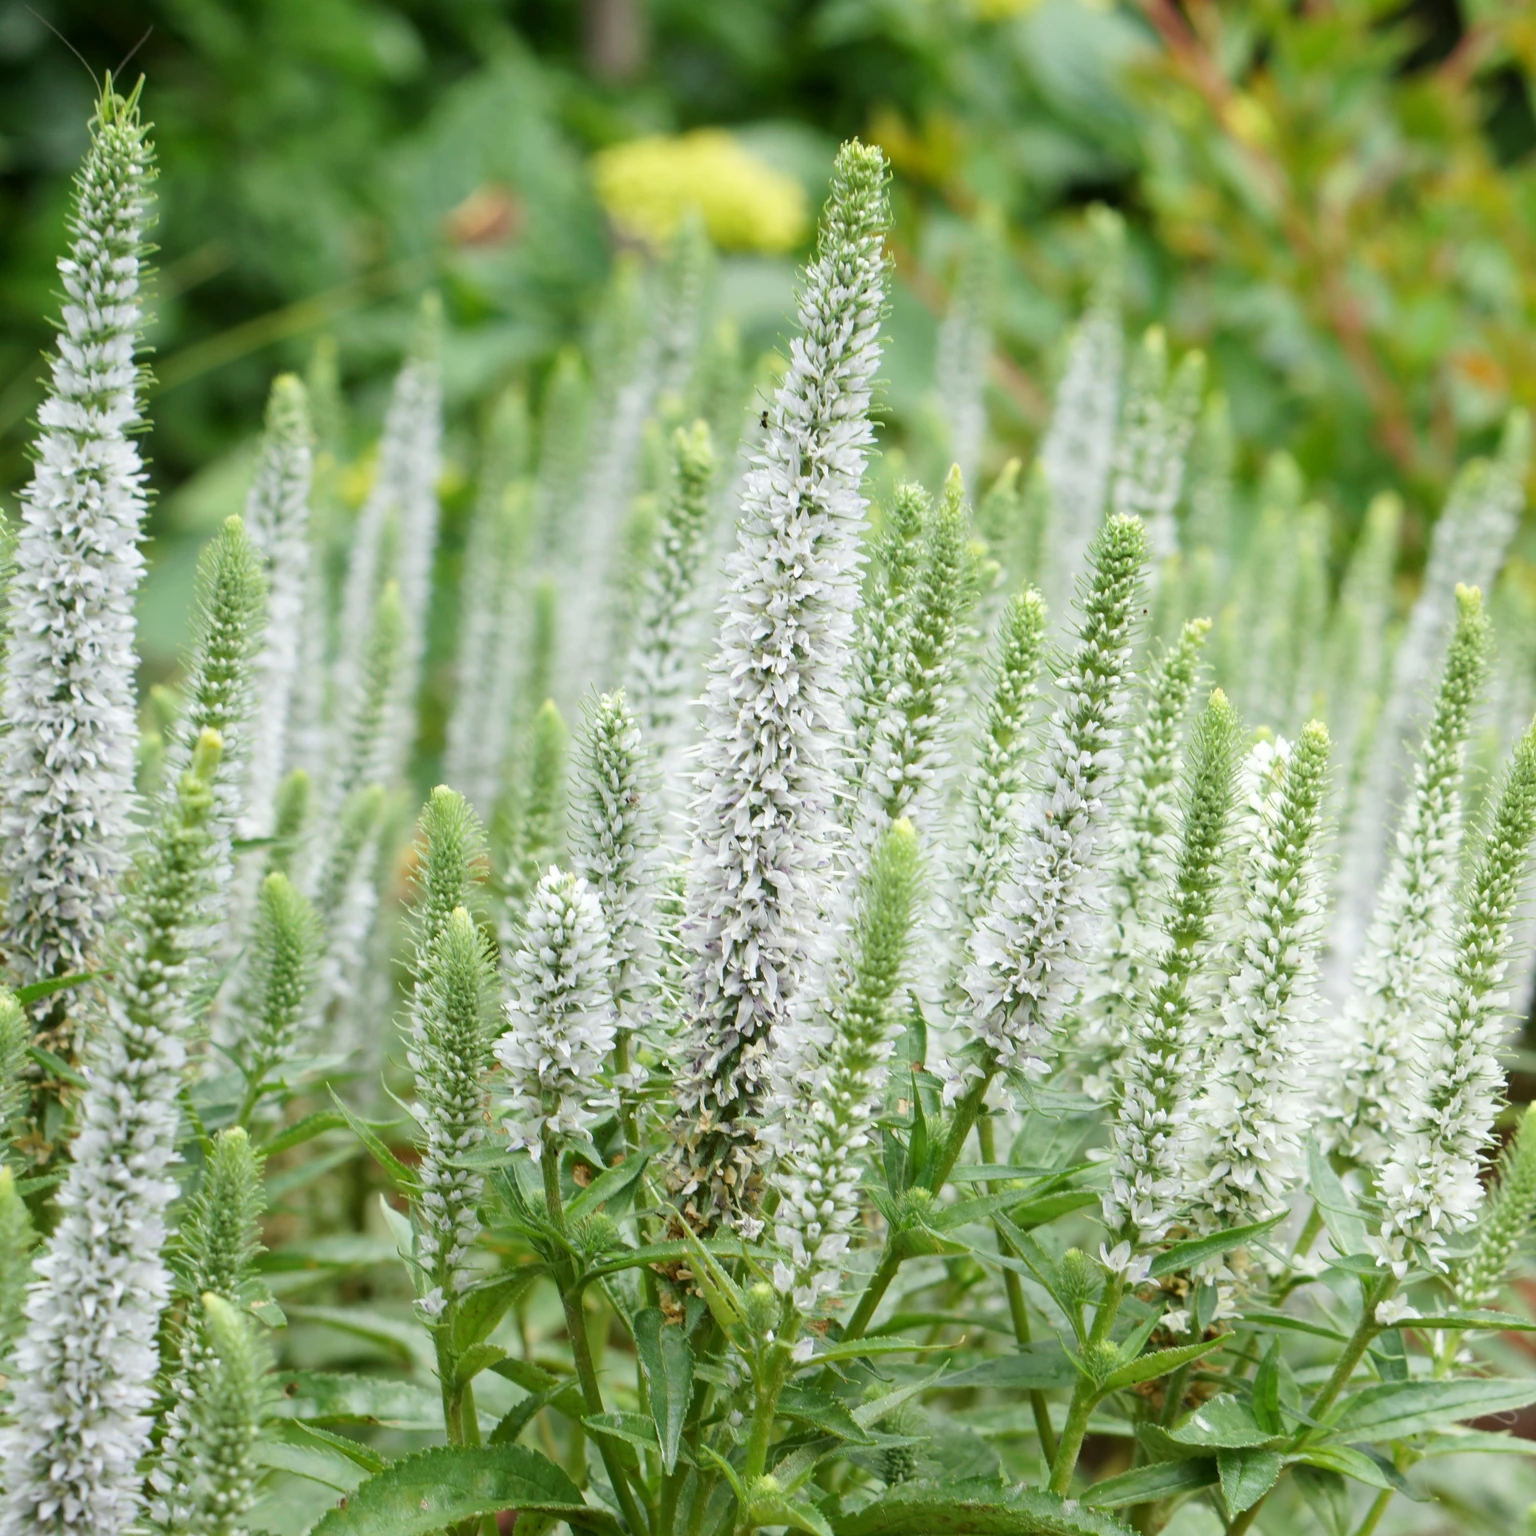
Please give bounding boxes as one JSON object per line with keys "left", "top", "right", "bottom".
{"left": 592, "top": 129, "right": 808, "bottom": 253}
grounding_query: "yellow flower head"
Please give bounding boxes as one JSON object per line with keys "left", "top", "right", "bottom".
{"left": 592, "top": 129, "right": 809, "bottom": 254}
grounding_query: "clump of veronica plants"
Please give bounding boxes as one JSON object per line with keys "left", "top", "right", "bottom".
{"left": 11, "top": 87, "right": 1536, "bottom": 1536}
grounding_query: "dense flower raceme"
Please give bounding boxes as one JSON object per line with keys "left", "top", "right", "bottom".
{"left": 673, "top": 140, "right": 890, "bottom": 1219}
{"left": 0, "top": 85, "right": 154, "bottom": 991}
{"left": 964, "top": 513, "right": 1147, "bottom": 1081}
{"left": 18, "top": 96, "right": 1536, "bottom": 1536}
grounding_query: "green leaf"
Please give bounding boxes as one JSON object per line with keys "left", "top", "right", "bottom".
{"left": 488, "top": 1382, "right": 572, "bottom": 1446}
{"left": 777, "top": 1386, "right": 875, "bottom": 1445}
{"left": 1241, "top": 1309, "right": 1347, "bottom": 1342}
{"left": 565, "top": 1151, "right": 650, "bottom": 1222}
{"left": 1164, "top": 1394, "right": 1285, "bottom": 1451}
{"left": 14, "top": 972, "right": 99, "bottom": 1006}
{"left": 1252, "top": 1338, "right": 1282, "bottom": 1435}
{"left": 831, "top": 1480, "right": 1136, "bottom": 1536}
{"left": 1420, "top": 1428, "right": 1536, "bottom": 1457}
{"left": 306, "top": 1444, "right": 618, "bottom": 1536}
{"left": 327, "top": 1090, "right": 418, "bottom": 1193}
{"left": 452, "top": 1268, "right": 542, "bottom": 1353}
{"left": 774, "top": 1373, "right": 944, "bottom": 1492}
{"left": 488, "top": 1358, "right": 586, "bottom": 1421}
{"left": 584, "top": 1410, "right": 663, "bottom": 1456}
{"left": 1147, "top": 1215, "right": 1285, "bottom": 1278}
{"left": 633, "top": 1307, "right": 693, "bottom": 1474}
{"left": 1326, "top": 1378, "right": 1536, "bottom": 1441}
{"left": 273, "top": 1371, "right": 442, "bottom": 1429}
{"left": 26, "top": 1045, "right": 86, "bottom": 1090}
{"left": 941, "top": 1342, "right": 1077, "bottom": 1392}
{"left": 677, "top": 1225, "right": 745, "bottom": 1329}
{"left": 1082, "top": 1458, "right": 1217, "bottom": 1508}
{"left": 1218, "top": 1448, "right": 1282, "bottom": 1516}
{"left": 285, "top": 1305, "right": 432, "bottom": 1372}
{"left": 1293, "top": 1464, "right": 1351, "bottom": 1536}
{"left": 1291, "top": 1446, "right": 1426, "bottom": 1501}
{"left": 790, "top": 1335, "right": 948, "bottom": 1371}
{"left": 255, "top": 1434, "right": 371, "bottom": 1495}
{"left": 454, "top": 1342, "right": 507, "bottom": 1389}
{"left": 1307, "top": 1143, "right": 1366, "bottom": 1259}
{"left": 751, "top": 1488, "right": 834, "bottom": 1536}
{"left": 992, "top": 1216, "right": 1067, "bottom": 1310}
{"left": 1102, "top": 1336, "right": 1223, "bottom": 1393}
{"left": 258, "top": 1110, "right": 348, "bottom": 1157}
{"left": 1379, "top": 1309, "right": 1536, "bottom": 1332}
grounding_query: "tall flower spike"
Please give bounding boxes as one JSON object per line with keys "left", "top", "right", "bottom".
{"left": 171, "top": 1295, "right": 271, "bottom": 1536}
{"left": 1376, "top": 718, "right": 1536, "bottom": 1272}
{"left": 233, "top": 873, "right": 321, "bottom": 1119}
{"left": 1076, "top": 618, "right": 1211, "bottom": 1084}
{"left": 847, "top": 483, "right": 929, "bottom": 796}
{"left": 496, "top": 867, "right": 617, "bottom": 1153}
{"left": 964, "top": 513, "right": 1147, "bottom": 1078}
{"left": 311, "top": 785, "right": 386, "bottom": 1018}
{"left": 955, "top": 587, "right": 1049, "bottom": 951}
{"left": 934, "top": 210, "right": 1001, "bottom": 492}
{"left": 673, "top": 141, "right": 889, "bottom": 1213}
{"left": 1456, "top": 1104, "right": 1536, "bottom": 1309}
{"left": 1038, "top": 206, "right": 1124, "bottom": 612}
{"left": 0, "top": 991, "right": 27, "bottom": 1152}
{"left": 1, "top": 82, "right": 154, "bottom": 991}
{"left": 1103, "top": 691, "right": 1241, "bottom": 1246}
{"left": 858, "top": 467, "right": 975, "bottom": 847}
{"left": 1109, "top": 329, "right": 1205, "bottom": 563}
{"left": 499, "top": 699, "right": 568, "bottom": 925}
{"left": 574, "top": 691, "right": 655, "bottom": 1033}
{"left": 445, "top": 387, "right": 532, "bottom": 818}
{"left": 0, "top": 1166, "right": 34, "bottom": 1357}
{"left": 333, "top": 296, "right": 443, "bottom": 778}
{"left": 775, "top": 818, "right": 920, "bottom": 1313}
{"left": 333, "top": 578, "right": 404, "bottom": 808}
{"left": 1325, "top": 587, "right": 1492, "bottom": 1162}
{"left": 147, "top": 1126, "right": 267, "bottom": 1534}
{"left": 627, "top": 419, "right": 718, "bottom": 807}
{"left": 239, "top": 375, "right": 313, "bottom": 838}
{"left": 1188, "top": 722, "right": 1331, "bottom": 1231}
{"left": 0, "top": 729, "right": 226, "bottom": 1536}
{"left": 1335, "top": 413, "right": 1529, "bottom": 976}
{"left": 408, "top": 905, "right": 495, "bottom": 1319}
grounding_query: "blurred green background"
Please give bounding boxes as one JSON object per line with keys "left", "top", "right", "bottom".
{"left": 5, "top": 0, "right": 1536, "bottom": 679}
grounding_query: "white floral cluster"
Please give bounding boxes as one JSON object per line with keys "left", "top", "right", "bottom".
{"left": 1325, "top": 586, "right": 1491, "bottom": 1161}
{"left": 0, "top": 732, "right": 225, "bottom": 1536}
{"left": 574, "top": 689, "right": 655, "bottom": 1033}
{"left": 964, "top": 513, "right": 1146, "bottom": 1080}
{"left": 1376, "top": 723, "right": 1536, "bottom": 1271}
{"left": 238, "top": 375, "right": 314, "bottom": 840}
{"left": 674, "top": 142, "right": 889, "bottom": 1179}
{"left": 0, "top": 88, "right": 153, "bottom": 986}
{"left": 497, "top": 867, "right": 618, "bottom": 1152}
{"left": 1037, "top": 207, "right": 1124, "bottom": 609}
{"left": 1188, "top": 723, "right": 1330, "bottom": 1230}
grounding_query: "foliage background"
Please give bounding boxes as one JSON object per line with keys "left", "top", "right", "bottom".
{"left": 4, "top": 0, "right": 1536, "bottom": 732}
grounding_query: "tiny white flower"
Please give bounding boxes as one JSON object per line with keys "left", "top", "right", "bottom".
{"left": 1375, "top": 1297, "right": 1419, "bottom": 1326}
{"left": 791, "top": 1337, "right": 815, "bottom": 1363}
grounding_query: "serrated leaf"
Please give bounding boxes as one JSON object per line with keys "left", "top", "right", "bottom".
{"left": 452, "top": 1267, "right": 542, "bottom": 1352}
{"left": 941, "top": 1342, "right": 1076, "bottom": 1391}
{"left": 1218, "top": 1448, "right": 1282, "bottom": 1516}
{"left": 753, "top": 1491, "right": 835, "bottom": 1536}
{"left": 634, "top": 1306, "right": 693, "bottom": 1473}
{"left": 1102, "top": 1335, "right": 1223, "bottom": 1393}
{"left": 1293, "top": 1464, "right": 1351, "bottom": 1536}
{"left": 677, "top": 1225, "right": 745, "bottom": 1329}
{"left": 1380, "top": 1309, "right": 1536, "bottom": 1332}
{"left": 1326, "top": 1378, "right": 1536, "bottom": 1441}
{"left": 1147, "top": 1215, "right": 1285, "bottom": 1279}
{"left": 1307, "top": 1142, "right": 1366, "bottom": 1259}
{"left": 328, "top": 1090, "right": 417, "bottom": 1193}
{"left": 306, "top": 1444, "right": 618, "bottom": 1536}
{"left": 273, "top": 1372, "right": 442, "bottom": 1429}
{"left": 892, "top": 1222, "right": 971, "bottom": 1260}
{"left": 455, "top": 1342, "right": 507, "bottom": 1389}
{"left": 831, "top": 1479, "right": 1135, "bottom": 1536}
{"left": 565, "top": 1151, "right": 650, "bottom": 1222}
{"left": 488, "top": 1381, "right": 572, "bottom": 1446}
{"left": 777, "top": 1386, "right": 875, "bottom": 1445}
{"left": 1082, "top": 1458, "right": 1217, "bottom": 1508}
{"left": 775, "top": 1372, "right": 945, "bottom": 1492}
{"left": 258, "top": 1110, "right": 349, "bottom": 1157}
{"left": 584, "top": 1410, "right": 663, "bottom": 1457}
{"left": 1291, "top": 1446, "right": 1426, "bottom": 1500}
{"left": 1252, "top": 1337, "right": 1282, "bottom": 1434}
{"left": 1165, "top": 1394, "right": 1285, "bottom": 1451}
{"left": 488, "top": 1357, "right": 585, "bottom": 1421}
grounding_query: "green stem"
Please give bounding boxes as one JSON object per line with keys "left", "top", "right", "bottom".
{"left": 977, "top": 1113, "right": 1057, "bottom": 1463}
{"left": 927, "top": 1071, "right": 993, "bottom": 1193}
{"left": 1048, "top": 1272, "right": 1125, "bottom": 1494}
{"left": 542, "top": 1135, "right": 652, "bottom": 1535}
{"left": 1226, "top": 1273, "right": 1397, "bottom": 1536}
{"left": 843, "top": 1243, "right": 902, "bottom": 1342}
{"left": 742, "top": 1343, "right": 790, "bottom": 1484}
{"left": 615, "top": 1030, "right": 638, "bottom": 1152}
{"left": 1352, "top": 1489, "right": 1393, "bottom": 1536}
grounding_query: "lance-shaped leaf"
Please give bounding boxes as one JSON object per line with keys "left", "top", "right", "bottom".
{"left": 633, "top": 1307, "right": 694, "bottom": 1472}
{"left": 832, "top": 1479, "right": 1136, "bottom": 1536}
{"left": 1324, "top": 1378, "right": 1536, "bottom": 1442}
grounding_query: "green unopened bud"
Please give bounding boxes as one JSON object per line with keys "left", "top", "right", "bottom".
{"left": 741, "top": 1280, "right": 781, "bottom": 1339}
{"left": 1059, "top": 1248, "right": 1101, "bottom": 1308}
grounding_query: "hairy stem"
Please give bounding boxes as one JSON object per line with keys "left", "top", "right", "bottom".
{"left": 1048, "top": 1272, "right": 1125, "bottom": 1493}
